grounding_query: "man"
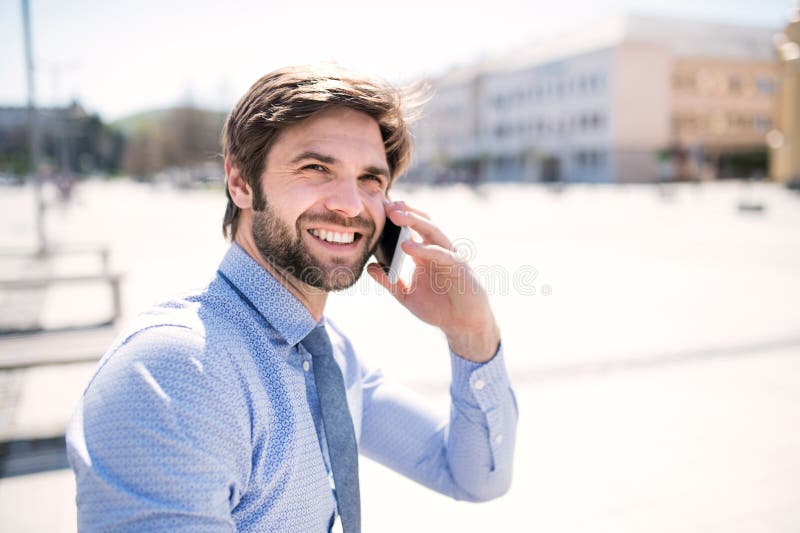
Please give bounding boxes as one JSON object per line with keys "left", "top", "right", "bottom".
{"left": 67, "top": 64, "right": 517, "bottom": 532}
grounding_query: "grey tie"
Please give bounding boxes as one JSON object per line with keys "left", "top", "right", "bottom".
{"left": 301, "top": 325, "right": 361, "bottom": 533}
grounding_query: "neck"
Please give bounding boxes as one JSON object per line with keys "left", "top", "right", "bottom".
{"left": 234, "top": 231, "right": 328, "bottom": 322}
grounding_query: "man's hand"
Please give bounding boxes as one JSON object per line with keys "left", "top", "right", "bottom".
{"left": 366, "top": 201, "right": 500, "bottom": 363}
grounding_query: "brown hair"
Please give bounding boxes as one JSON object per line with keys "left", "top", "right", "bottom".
{"left": 221, "top": 63, "right": 420, "bottom": 240}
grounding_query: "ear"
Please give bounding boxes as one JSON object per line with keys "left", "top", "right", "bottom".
{"left": 226, "top": 158, "right": 253, "bottom": 209}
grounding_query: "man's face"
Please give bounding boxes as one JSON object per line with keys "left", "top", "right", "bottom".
{"left": 251, "top": 106, "right": 390, "bottom": 291}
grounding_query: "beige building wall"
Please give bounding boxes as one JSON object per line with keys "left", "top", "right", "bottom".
{"left": 609, "top": 41, "right": 671, "bottom": 182}
{"left": 669, "top": 58, "right": 777, "bottom": 150}
{"left": 770, "top": 12, "right": 800, "bottom": 184}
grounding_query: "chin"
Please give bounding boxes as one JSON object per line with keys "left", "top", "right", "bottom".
{"left": 321, "top": 260, "right": 367, "bottom": 292}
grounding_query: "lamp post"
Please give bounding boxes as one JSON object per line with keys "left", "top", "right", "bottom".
{"left": 21, "top": 0, "right": 46, "bottom": 255}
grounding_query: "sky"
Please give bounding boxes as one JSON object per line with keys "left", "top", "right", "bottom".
{"left": 0, "top": 0, "right": 796, "bottom": 121}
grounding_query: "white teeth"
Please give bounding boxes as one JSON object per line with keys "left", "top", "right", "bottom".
{"left": 310, "top": 228, "right": 355, "bottom": 244}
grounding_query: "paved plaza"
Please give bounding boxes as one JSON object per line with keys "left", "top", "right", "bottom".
{"left": 0, "top": 180, "right": 798, "bottom": 532}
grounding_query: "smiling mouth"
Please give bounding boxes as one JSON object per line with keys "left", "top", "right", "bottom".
{"left": 308, "top": 228, "right": 364, "bottom": 245}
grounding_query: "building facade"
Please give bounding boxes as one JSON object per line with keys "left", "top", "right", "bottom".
{"left": 410, "top": 15, "right": 778, "bottom": 183}
{"left": 0, "top": 102, "right": 123, "bottom": 178}
{"left": 770, "top": 8, "right": 800, "bottom": 185}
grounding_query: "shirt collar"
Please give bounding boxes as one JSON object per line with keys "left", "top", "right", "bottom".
{"left": 217, "top": 242, "right": 318, "bottom": 347}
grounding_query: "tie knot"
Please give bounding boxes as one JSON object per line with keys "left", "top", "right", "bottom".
{"left": 301, "top": 325, "right": 333, "bottom": 359}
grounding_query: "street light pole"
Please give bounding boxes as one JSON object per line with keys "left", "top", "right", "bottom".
{"left": 21, "top": 0, "right": 46, "bottom": 255}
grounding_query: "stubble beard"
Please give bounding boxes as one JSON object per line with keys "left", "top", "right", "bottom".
{"left": 251, "top": 200, "right": 377, "bottom": 292}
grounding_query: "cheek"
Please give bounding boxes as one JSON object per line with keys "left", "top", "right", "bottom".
{"left": 365, "top": 198, "right": 386, "bottom": 234}
{"left": 277, "top": 186, "right": 319, "bottom": 223}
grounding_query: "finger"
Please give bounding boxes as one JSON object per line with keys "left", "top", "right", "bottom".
{"left": 399, "top": 239, "right": 443, "bottom": 268}
{"left": 386, "top": 200, "right": 430, "bottom": 220}
{"left": 401, "top": 240, "right": 461, "bottom": 266}
{"left": 406, "top": 247, "right": 429, "bottom": 267}
{"left": 366, "top": 263, "right": 410, "bottom": 301}
{"left": 388, "top": 210, "right": 452, "bottom": 249}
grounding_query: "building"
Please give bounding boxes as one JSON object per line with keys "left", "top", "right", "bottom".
{"left": 769, "top": 7, "right": 800, "bottom": 185}
{"left": 411, "top": 14, "right": 779, "bottom": 183}
{"left": 0, "top": 101, "right": 122, "bottom": 178}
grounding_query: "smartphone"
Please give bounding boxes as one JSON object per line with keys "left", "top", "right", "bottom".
{"left": 374, "top": 217, "right": 412, "bottom": 284}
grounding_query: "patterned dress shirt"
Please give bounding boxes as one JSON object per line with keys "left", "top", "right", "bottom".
{"left": 66, "top": 243, "right": 518, "bottom": 532}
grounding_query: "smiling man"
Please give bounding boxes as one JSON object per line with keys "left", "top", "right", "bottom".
{"left": 67, "top": 64, "right": 518, "bottom": 532}
{"left": 232, "top": 106, "right": 385, "bottom": 295}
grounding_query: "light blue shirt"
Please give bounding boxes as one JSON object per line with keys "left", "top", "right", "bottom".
{"left": 66, "top": 243, "right": 518, "bottom": 532}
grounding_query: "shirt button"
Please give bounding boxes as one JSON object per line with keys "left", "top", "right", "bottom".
{"left": 495, "top": 434, "right": 504, "bottom": 445}
{"left": 303, "top": 360, "right": 311, "bottom": 372}
{"left": 473, "top": 379, "right": 486, "bottom": 391}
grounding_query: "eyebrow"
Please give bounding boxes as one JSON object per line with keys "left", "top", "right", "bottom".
{"left": 291, "top": 151, "right": 390, "bottom": 179}
{"left": 291, "top": 151, "right": 337, "bottom": 165}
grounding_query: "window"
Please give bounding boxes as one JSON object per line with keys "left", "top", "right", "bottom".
{"left": 575, "top": 150, "right": 602, "bottom": 168}
{"left": 674, "top": 113, "right": 700, "bottom": 132}
{"left": 727, "top": 114, "right": 751, "bottom": 131}
{"left": 755, "top": 115, "right": 772, "bottom": 132}
{"left": 674, "top": 72, "right": 697, "bottom": 91}
{"left": 729, "top": 75, "right": 742, "bottom": 95}
{"left": 755, "top": 76, "right": 775, "bottom": 95}
{"left": 494, "top": 124, "right": 511, "bottom": 138}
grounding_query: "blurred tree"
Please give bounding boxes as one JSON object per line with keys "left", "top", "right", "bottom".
{"left": 117, "top": 106, "right": 225, "bottom": 180}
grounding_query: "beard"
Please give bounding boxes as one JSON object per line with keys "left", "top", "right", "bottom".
{"left": 251, "top": 200, "right": 377, "bottom": 292}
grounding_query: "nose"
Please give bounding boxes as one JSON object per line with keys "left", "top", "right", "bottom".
{"left": 323, "top": 178, "right": 363, "bottom": 218}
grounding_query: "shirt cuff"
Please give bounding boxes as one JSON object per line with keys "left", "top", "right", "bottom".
{"left": 449, "top": 342, "right": 515, "bottom": 464}
{"left": 449, "top": 341, "right": 511, "bottom": 408}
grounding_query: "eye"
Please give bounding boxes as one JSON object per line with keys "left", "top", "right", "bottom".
{"left": 303, "top": 163, "right": 328, "bottom": 172}
{"left": 361, "top": 174, "right": 386, "bottom": 187}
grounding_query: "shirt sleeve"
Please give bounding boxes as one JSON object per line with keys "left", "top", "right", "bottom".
{"left": 66, "top": 326, "right": 250, "bottom": 532}
{"left": 358, "top": 343, "right": 518, "bottom": 502}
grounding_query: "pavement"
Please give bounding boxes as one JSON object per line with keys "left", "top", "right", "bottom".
{"left": 0, "top": 179, "right": 798, "bottom": 532}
